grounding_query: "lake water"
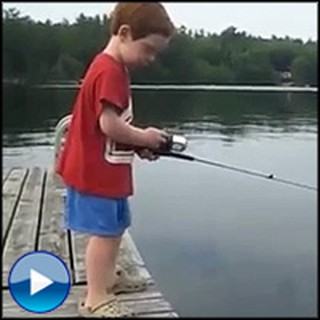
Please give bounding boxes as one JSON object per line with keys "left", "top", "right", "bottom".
{"left": 3, "top": 85, "right": 317, "bottom": 317}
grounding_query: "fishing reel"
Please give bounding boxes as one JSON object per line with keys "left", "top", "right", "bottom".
{"left": 134, "top": 134, "right": 187, "bottom": 155}
{"left": 158, "top": 134, "right": 188, "bottom": 153}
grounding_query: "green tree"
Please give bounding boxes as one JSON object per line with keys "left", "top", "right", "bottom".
{"left": 2, "top": 8, "right": 317, "bottom": 86}
{"left": 292, "top": 53, "right": 317, "bottom": 86}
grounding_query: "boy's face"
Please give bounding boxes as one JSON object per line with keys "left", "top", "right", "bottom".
{"left": 119, "top": 26, "right": 171, "bottom": 69}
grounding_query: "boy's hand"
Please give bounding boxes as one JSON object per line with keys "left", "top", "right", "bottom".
{"left": 136, "top": 148, "right": 159, "bottom": 161}
{"left": 143, "top": 127, "right": 168, "bottom": 150}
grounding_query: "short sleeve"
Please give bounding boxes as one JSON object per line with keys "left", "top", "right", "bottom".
{"left": 94, "top": 66, "right": 129, "bottom": 118}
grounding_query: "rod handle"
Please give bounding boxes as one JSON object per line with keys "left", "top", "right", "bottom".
{"left": 156, "top": 151, "right": 195, "bottom": 161}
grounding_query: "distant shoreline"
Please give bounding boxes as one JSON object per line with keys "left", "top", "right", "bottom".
{"left": 33, "top": 83, "right": 318, "bottom": 93}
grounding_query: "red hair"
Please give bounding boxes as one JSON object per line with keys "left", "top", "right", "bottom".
{"left": 110, "top": 2, "right": 175, "bottom": 40}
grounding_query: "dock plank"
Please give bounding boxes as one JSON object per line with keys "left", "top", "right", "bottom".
{"left": 125, "top": 297, "right": 174, "bottom": 314}
{"left": 2, "top": 167, "right": 11, "bottom": 182}
{"left": 2, "top": 167, "right": 45, "bottom": 287}
{"left": 2, "top": 168, "right": 28, "bottom": 243}
{"left": 119, "top": 231, "right": 154, "bottom": 283}
{"left": 3, "top": 285, "right": 176, "bottom": 317}
{"left": 2, "top": 166, "right": 178, "bottom": 317}
{"left": 70, "top": 232, "right": 88, "bottom": 284}
{"left": 37, "top": 167, "right": 72, "bottom": 280}
{"left": 139, "top": 312, "right": 179, "bottom": 317}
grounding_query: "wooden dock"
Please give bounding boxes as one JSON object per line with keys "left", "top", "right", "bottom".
{"left": 2, "top": 167, "right": 178, "bottom": 317}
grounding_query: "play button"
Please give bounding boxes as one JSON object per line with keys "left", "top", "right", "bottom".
{"left": 8, "top": 251, "right": 71, "bottom": 313}
{"left": 30, "top": 269, "right": 54, "bottom": 296}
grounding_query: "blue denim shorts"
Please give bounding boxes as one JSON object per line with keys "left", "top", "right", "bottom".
{"left": 64, "top": 186, "right": 131, "bottom": 237}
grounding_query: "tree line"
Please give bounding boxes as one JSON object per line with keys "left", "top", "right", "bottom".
{"left": 3, "top": 8, "right": 317, "bottom": 86}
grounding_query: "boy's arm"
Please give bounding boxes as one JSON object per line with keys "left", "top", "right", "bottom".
{"left": 99, "top": 102, "right": 167, "bottom": 149}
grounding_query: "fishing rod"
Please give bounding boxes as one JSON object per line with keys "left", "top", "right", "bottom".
{"left": 157, "top": 151, "right": 317, "bottom": 192}
{"left": 154, "top": 135, "right": 317, "bottom": 192}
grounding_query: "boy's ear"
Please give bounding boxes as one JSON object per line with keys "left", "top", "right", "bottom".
{"left": 118, "top": 25, "right": 132, "bottom": 41}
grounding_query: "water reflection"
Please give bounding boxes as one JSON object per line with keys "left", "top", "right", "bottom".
{"left": 2, "top": 86, "right": 317, "bottom": 148}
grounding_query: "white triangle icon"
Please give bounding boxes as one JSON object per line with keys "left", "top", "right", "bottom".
{"left": 30, "top": 269, "right": 54, "bottom": 296}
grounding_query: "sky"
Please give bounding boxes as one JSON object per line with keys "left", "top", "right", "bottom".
{"left": 2, "top": 2, "right": 318, "bottom": 42}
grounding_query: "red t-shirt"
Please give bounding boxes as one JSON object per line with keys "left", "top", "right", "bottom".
{"left": 57, "top": 53, "right": 134, "bottom": 198}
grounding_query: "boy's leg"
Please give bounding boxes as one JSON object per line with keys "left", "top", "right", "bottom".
{"left": 84, "top": 235, "right": 121, "bottom": 307}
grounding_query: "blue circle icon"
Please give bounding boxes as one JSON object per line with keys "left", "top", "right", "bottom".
{"left": 8, "top": 251, "right": 71, "bottom": 313}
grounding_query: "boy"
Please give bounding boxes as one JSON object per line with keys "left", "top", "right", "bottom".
{"left": 56, "top": 2, "right": 175, "bottom": 317}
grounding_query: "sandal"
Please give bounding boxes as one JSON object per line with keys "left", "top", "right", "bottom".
{"left": 78, "top": 294, "right": 135, "bottom": 317}
{"left": 112, "top": 267, "right": 148, "bottom": 294}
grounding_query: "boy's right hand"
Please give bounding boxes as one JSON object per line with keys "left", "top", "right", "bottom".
{"left": 143, "top": 127, "right": 168, "bottom": 150}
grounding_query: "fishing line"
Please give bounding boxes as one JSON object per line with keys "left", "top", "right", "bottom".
{"left": 158, "top": 151, "right": 317, "bottom": 192}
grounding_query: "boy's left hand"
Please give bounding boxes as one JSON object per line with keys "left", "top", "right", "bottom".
{"left": 135, "top": 148, "right": 159, "bottom": 161}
